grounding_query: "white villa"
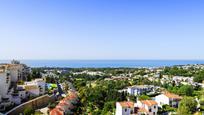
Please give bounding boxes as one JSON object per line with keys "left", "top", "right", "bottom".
{"left": 24, "top": 78, "right": 46, "bottom": 95}
{"left": 17, "top": 78, "right": 46, "bottom": 97}
{"left": 116, "top": 101, "right": 134, "bottom": 115}
{"left": 155, "top": 92, "right": 182, "bottom": 108}
{"left": 116, "top": 100, "right": 158, "bottom": 115}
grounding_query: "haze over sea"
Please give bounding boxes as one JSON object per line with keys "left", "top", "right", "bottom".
{"left": 1, "top": 60, "right": 204, "bottom": 68}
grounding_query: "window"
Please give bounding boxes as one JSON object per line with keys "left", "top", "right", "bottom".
{"left": 149, "top": 108, "right": 152, "bottom": 112}
{"left": 125, "top": 108, "right": 127, "bottom": 112}
{"left": 169, "top": 101, "right": 172, "bottom": 105}
{"left": 154, "top": 106, "right": 156, "bottom": 109}
{"left": 6, "top": 77, "right": 9, "bottom": 83}
{"left": 131, "top": 110, "right": 133, "bottom": 114}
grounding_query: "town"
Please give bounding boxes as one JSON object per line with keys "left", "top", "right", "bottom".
{"left": 0, "top": 60, "right": 78, "bottom": 115}
{"left": 1, "top": 60, "right": 204, "bottom": 115}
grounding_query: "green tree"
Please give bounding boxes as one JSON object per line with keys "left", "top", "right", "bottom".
{"left": 161, "top": 104, "right": 176, "bottom": 112}
{"left": 194, "top": 70, "right": 204, "bottom": 83}
{"left": 101, "top": 101, "right": 115, "bottom": 115}
{"left": 178, "top": 85, "right": 194, "bottom": 96}
{"left": 199, "top": 98, "right": 204, "bottom": 111}
{"left": 31, "top": 68, "right": 42, "bottom": 79}
{"left": 138, "top": 95, "right": 150, "bottom": 100}
{"left": 177, "top": 97, "right": 197, "bottom": 115}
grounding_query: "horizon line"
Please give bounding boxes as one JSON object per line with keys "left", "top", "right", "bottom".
{"left": 1, "top": 59, "right": 204, "bottom": 61}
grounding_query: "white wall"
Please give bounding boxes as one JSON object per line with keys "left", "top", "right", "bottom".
{"left": 0, "top": 72, "right": 11, "bottom": 97}
{"left": 116, "top": 102, "right": 123, "bottom": 115}
{"left": 147, "top": 105, "right": 158, "bottom": 115}
{"left": 8, "top": 64, "right": 25, "bottom": 82}
{"left": 9, "top": 66, "right": 19, "bottom": 82}
{"left": 35, "top": 79, "right": 46, "bottom": 95}
{"left": 116, "top": 102, "right": 133, "bottom": 115}
{"left": 155, "top": 94, "right": 169, "bottom": 107}
{"left": 27, "top": 88, "right": 40, "bottom": 96}
{"left": 135, "top": 101, "right": 158, "bottom": 115}
{"left": 25, "top": 79, "right": 46, "bottom": 95}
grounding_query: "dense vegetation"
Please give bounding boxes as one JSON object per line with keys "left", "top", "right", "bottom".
{"left": 177, "top": 97, "right": 197, "bottom": 115}
{"left": 163, "top": 84, "right": 196, "bottom": 96}
{"left": 162, "top": 66, "right": 194, "bottom": 77}
{"left": 34, "top": 66, "right": 204, "bottom": 115}
{"left": 194, "top": 70, "right": 204, "bottom": 83}
{"left": 73, "top": 78, "right": 129, "bottom": 114}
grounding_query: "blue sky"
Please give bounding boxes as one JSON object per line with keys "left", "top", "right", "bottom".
{"left": 0, "top": 0, "right": 203, "bottom": 60}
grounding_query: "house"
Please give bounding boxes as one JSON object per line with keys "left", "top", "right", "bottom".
{"left": 24, "top": 78, "right": 46, "bottom": 95}
{"left": 127, "top": 85, "right": 154, "bottom": 96}
{"left": 116, "top": 101, "right": 134, "bottom": 115}
{"left": 135, "top": 100, "right": 158, "bottom": 115}
{"left": 115, "top": 100, "right": 158, "bottom": 115}
{"left": 155, "top": 92, "right": 182, "bottom": 108}
{"left": 50, "top": 90, "right": 78, "bottom": 115}
{"left": 24, "top": 85, "right": 40, "bottom": 96}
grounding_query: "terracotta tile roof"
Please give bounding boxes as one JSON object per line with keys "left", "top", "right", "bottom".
{"left": 119, "top": 101, "right": 134, "bottom": 108}
{"left": 56, "top": 105, "right": 66, "bottom": 111}
{"left": 51, "top": 91, "right": 78, "bottom": 113}
{"left": 58, "top": 102, "right": 69, "bottom": 106}
{"left": 164, "top": 92, "right": 182, "bottom": 99}
{"left": 60, "top": 100, "right": 69, "bottom": 104}
{"left": 58, "top": 101, "right": 75, "bottom": 110}
{"left": 50, "top": 108, "right": 63, "bottom": 115}
{"left": 141, "top": 100, "right": 157, "bottom": 106}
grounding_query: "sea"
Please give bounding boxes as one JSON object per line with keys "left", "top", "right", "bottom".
{"left": 1, "top": 60, "right": 204, "bottom": 68}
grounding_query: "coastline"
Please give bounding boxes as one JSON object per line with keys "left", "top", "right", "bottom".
{"left": 1, "top": 60, "right": 204, "bottom": 68}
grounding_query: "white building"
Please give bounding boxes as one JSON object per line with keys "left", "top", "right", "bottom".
{"left": 135, "top": 100, "right": 158, "bottom": 115}
{"left": 0, "top": 61, "right": 30, "bottom": 112}
{"left": 16, "top": 85, "right": 28, "bottom": 99}
{"left": 127, "top": 85, "right": 154, "bottom": 96}
{"left": 0, "top": 68, "right": 11, "bottom": 97}
{"left": 20, "top": 78, "right": 46, "bottom": 96}
{"left": 23, "top": 85, "right": 40, "bottom": 96}
{"left": 172, "top": 76, "right": 193, "bottom": 86}
{"left": 24, "top": 78, "right": 46, "bottom": 95}
{"left": 116, "top": 100, "right": 158, "bottom": 115}
{"left": 116, "top": 102, "right": 134, "bottom": 115}
{"left": 0, "top": 60, "right": 30, "bottom": 83}
{"left": 155, "top": 92, "right": 182, "bottom": 108}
